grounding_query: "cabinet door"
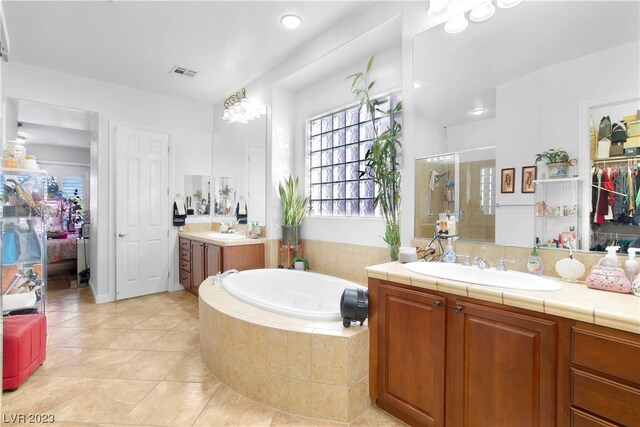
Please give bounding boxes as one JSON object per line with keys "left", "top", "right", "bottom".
{"left": 190, "top": 241, "right": 205, "bottom": 296}
{"left": 204, "top": 244, "right": 222, "bottom": 278}
{"left": 448, "top": 300, "right": 557, "bottom": 427}
{"left": 377, "top": 283, "right": 446, "bottom": 427}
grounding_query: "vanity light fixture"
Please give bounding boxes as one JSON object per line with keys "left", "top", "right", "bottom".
{"left": 472, "top": 108, "right": 486, "bottom": 116}
{"left": 445, "top": 14, "right": 468, "bottom": 34}
{"left": 280, "top": 14, "right": 302, "bottom": 30}
{"left": 427, "top": 0, "right": 450, "bottom": 18}
{"left": 222, "top": 88, "right": 266, "bottom": 124}
{"left": 497, "top": 0, "right": 523, "bottom": 9}
{"left": 470, "top": 0, "right": 496, "bottom": 22}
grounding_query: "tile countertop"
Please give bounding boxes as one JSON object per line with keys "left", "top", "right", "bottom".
{"left": 366, "top": 262, "right": 640, "bottom": 335}
{"left": 179, "top": 231, "right": 266, "bottom": 247}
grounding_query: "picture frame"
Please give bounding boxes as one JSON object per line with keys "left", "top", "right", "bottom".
{"left": 501, "top": 168, "right": 515, "bottom": 193}
{"left": 521, "top": 166, "right": 537, "bottom": 193}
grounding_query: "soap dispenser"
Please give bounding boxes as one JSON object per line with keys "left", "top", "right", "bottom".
{"left": 625, "top": 248, "right": 639, "bottom": 282}
{"left": 585, "top": 246, "right": 632, "bottom": 293}
{"left": 527, "top": 246, "right": 543, "bottom": 275}
{"left": 442, "top": 237, "right": 456, "bottom": 263}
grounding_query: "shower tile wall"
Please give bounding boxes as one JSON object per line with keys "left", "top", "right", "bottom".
{"left": 458, "top": 159, "right": 495, "bottom": 242}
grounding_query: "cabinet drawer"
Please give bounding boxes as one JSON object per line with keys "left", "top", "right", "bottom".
{"left": 180, "top": 248, "right": 191, "bottom": 261}
{"left": 179, "top": 269, "right": 190, "bottom": 289}
{"left": 572, "top": 369, "right": 640, "bottom": 427}
{"left": 572, "top": 326, "right": 640, "bottom": 383}
{"left": 571, "top": 408, "right": 618, "bottom": 427}
{"left": 180, "top": 259, "right": 191, "bottom": 272}
{"left": 179, "top": 238, "right": 190, "bottom": 249}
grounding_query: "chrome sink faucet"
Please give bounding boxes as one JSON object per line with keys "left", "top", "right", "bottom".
{"left": 214, "top": 269, "right": 239, "bottom": 285}
{"left": 496, "top": 258, "right": 516, "bottom": 272}
{"left": 474, "top": 256, "right": 490, "bottom": 270}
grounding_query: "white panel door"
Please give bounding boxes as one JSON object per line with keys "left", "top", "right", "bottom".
{"left": 247, "top": 145, "right": 266, "bottom": 224}
{"left": 115, "top": 124, "right": 169, "bottom": 300}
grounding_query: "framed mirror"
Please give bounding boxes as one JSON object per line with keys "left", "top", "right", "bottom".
{"left": 413, "top": 0, "right": 640, "bottom": 250}
{"left": 184, "top": 175, "right": 211, "bottom": 216}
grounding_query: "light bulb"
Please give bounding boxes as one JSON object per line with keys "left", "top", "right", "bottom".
{"left": 470, "top": 1, "right": 496, "bottom": 22}
{"left": 497, "top": 0, "right": 522, "bottom": 9}
{"left": 472, "top": 108, "right": 485, "bottom": 116}
{"left": 445, "top": 14, "right": 468, "bottom": 34}
{"left": 428, "top": 0, "right": 449, "bottom": 18}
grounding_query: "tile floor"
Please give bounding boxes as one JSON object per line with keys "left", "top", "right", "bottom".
{"left": 2, "top": 286, "right": 405, "bottom": 426}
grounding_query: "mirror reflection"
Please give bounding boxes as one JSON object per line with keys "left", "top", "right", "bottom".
{"left": 184, "top": 175, "right": 211, "bottom": 216}
{"left": 413, "top": 0, "right": 640, "bottom": 249}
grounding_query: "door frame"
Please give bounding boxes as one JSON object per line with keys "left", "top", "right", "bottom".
{"left": 245, "top": 143, "right": 267, "bottom": 225}
{"left": 109, "top": 120, "right": 175, "bottom": 301}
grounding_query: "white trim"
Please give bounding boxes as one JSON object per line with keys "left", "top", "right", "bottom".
{"left": 38, "top": 160, "right": 90, "bottom": 167}
{"left": 578, "top": 91, "right": 640, "bottom": 252}
{"left": 109, "top": 120, "right": 174, "bottom": 300}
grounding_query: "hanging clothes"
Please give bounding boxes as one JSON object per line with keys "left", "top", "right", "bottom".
{"left": 596, "top": 168, "right": 610, "bottom": 224}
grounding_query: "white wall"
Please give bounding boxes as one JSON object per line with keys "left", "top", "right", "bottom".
{"left": 27, "top": 143, "right": 90, "bottom": 164}
{"left": 6, "top": 62, "right": 213, "bottom": 302}
{"left": 495, "top": 41, "right": 640, "bottom": 247}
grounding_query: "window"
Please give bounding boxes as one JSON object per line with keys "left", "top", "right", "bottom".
{"left": 480, "top": 167, "right": 495, "bottom": 214}
{"left": 61, "top": 176, "right": 84, "bottom": 199}
{"left": 308, "top": 94, "right": 402, "bottom": 217}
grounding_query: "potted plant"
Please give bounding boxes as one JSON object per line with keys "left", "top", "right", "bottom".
{"left": 348, "top": 56, "right": 403, "bottom": 260}
{"left": 535, "top": 148, "right": 570, "bottom": 178}
{"left": 291, "top": 257, "right": 309, "bottom": 271}
{"left": 279, "top": 175, "right": 309, "bottom": 248}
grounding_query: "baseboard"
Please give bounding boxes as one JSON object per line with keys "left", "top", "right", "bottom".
{"left": 92, "top": 292, "right": 114, "bottom": 304}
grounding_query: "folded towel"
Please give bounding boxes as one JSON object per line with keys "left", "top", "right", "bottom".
{"left": 237, "top": 201, "right": 247, "bottom": 215}
{"left": 174, "top": 197, "right": 186, "bottom": 215}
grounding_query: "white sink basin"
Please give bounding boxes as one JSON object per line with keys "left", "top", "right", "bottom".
{"left": 206, "top": 232, "right": 246, "bottom": 240}
{"left": 403, "top": 262, "right": 562, "bottom": 291}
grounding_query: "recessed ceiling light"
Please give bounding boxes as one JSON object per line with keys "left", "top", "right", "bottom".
{"left": 281, "top": 14, "right": 302, "bottom": 30}
{"left": 472, "top": 108, "right": 485, "bottom": 116}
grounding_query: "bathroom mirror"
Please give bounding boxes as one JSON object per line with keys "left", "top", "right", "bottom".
{"left": 412, "top": 0, "right": 640, "bottom": 249}
{"left": 415, "top": 147, "right": 495, "bottom": 242}
{"left": 212, "top": 115, "right": 267, "bottom": 225}
{"left": 184, "top": 174, "right": 211, "bottom": 216}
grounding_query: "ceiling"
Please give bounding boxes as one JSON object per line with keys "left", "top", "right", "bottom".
{"left": 4, "top": 1, "right": 374, "bottom": 105}
{"left": 414, "top": 1, "right": 640, "bottom": 127}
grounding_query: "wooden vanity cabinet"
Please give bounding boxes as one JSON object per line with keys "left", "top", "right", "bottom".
{"left": 179, "top": 237, "right": 265, "bottom": 296}
{"left": 447, "top": 299, "right": 558, "bottom": 427}
{"left": 375, "top": 283, "right": 446, "bottom": 426}
{"left": 369, "top": 278, "right": 566, "bottom": 427}
{"left": 570, "top": 322, "right": 640, "bottom": 427}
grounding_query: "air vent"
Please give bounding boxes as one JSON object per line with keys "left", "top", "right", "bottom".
{"left": 169, "top": 65, "right": 198, "bottom": 78}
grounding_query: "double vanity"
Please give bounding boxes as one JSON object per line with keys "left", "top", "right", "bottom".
{"left": 366, "top": 262, "right": 639, "bottom": 427}
{"left": 178, "top": 231, "right": 265, "bottom": 296}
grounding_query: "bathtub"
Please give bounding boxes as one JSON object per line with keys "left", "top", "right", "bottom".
{"left": 222, "top": 268, "right": 366, "bottom": 321}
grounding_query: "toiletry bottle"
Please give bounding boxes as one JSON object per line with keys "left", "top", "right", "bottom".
{"left": 442, "top": 237, "right": 456, "bottom": 263}
{"left": 448, "top": 215, "right": 457, "bottom": 236}
{"left": 625, "top": 248, "right": 639, "bottom": 282}
{"left": 632, "top": 274, "right": 640, "bottom": 297}
{"left": 585, "top": 246, "right": 632, "bottom": 293}
{"left": 527, "top": 246, "right": 543, "bottom": 275}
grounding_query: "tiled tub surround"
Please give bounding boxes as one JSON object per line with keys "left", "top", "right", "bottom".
{"left": 199, "top": 277, "right": 371, "bottom": 423}
{"left": 366, "top": 262, "right": 640, "bottom": 334}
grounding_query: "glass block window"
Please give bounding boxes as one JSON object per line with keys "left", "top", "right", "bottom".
{"left": 480, "top": 167, "right": 495, "bottom": 214}
{"left": 308, "top": 94, "right": 402, "bottom": 217}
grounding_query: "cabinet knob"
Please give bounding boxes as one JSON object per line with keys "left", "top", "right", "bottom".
{"left": 454, "top": 305, "right": 463, "bottom": 313}
{"left": 433, "top": 300, "right": 443, "bottom": 308}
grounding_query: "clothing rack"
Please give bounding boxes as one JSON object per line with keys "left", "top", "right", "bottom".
{"left": 590, "top": 184, "right": 628, "bottom": 197}
{"left": 592, "top": 230, "right": 639, "bottom": 238}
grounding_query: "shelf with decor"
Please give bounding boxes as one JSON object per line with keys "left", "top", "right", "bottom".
{"left": 533, "top": 178, "right": 582, "bottom": 250}
{"left": 1, "top": 168, "right": 48, "bottom": 315}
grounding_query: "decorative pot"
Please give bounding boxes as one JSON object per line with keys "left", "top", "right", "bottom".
{"left": 282, "top": 224, "right": 302, "bottom": 248}
{"left": 294, "top": 261, "right": 305, "bottom": 271}
{"left": 547, "top": 162, "right": 569, "bottom": 178}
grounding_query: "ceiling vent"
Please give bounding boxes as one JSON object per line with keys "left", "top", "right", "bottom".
{"left": 169, "top": 65, "right": 198, "bottom": 78}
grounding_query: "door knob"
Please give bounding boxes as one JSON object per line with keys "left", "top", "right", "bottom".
{"left": 118, "top": 233, "right": 129, "bottom": 238}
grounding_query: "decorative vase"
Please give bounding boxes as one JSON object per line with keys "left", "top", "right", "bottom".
{"left": 389, "top": 244, "right": 400, "bottom": 262}
{"left": 282, "top": 224, "right": 301, "bottom": 248}
{"left": 294, "top": 261, "right": 305, "bottom": 271}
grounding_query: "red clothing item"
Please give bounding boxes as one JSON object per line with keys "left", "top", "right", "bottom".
{"left": 596, "top": 168, "right": 614, "bottom": 224}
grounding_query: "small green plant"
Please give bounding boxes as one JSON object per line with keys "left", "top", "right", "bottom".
{"left": 535, "top": 149, "right": 569, "bottom": 164}
{"left": 278, "top": 175, "right": 309, "bottom": 226}
{"left": 219, "top": 185, "right": 232, "bottom": 198}
{"left": 291, "top": 257, "right": 309, "bottom": 271}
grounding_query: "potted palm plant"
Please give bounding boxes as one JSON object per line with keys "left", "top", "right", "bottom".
{"left": 535, "top": 148, "right": 570, "bottom": 178}
{"left": 348, "top": 56, "right": 403, "bottom": 261}
{"left": 279, "top": 175, "right": 309, "bottom": 248}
